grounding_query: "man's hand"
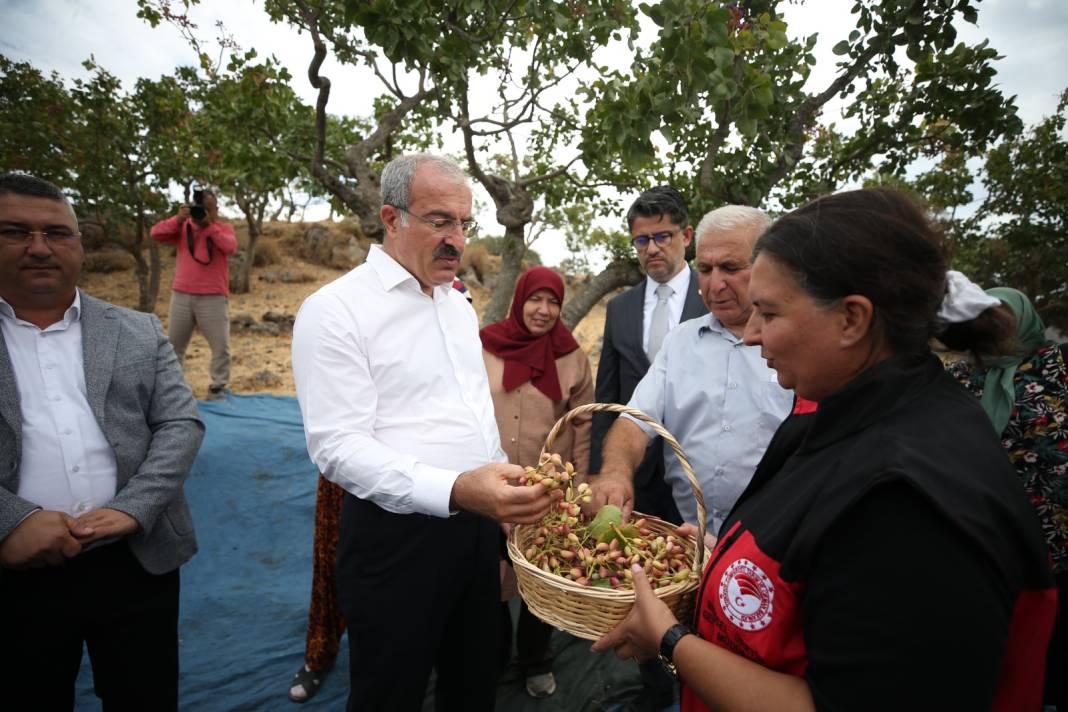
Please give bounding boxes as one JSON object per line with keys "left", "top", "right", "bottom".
{"left": 450, "top": 463, "right": 562, "bottom": 524}
{"left": 676, "top": 522, "right": 718, "bottom": 554}
{"left": 0, "top": 510, "right": 89, "bottom": 569}
{"left": 176, "top": 205, "right": 190, "bottom": 221}
{"left": 585, "top": 470, "right": 635, "bottom": 522}
{"left": 72, "top": 508, "right": 140, "bottom": 546}
{"left": 591, "top": 564, "right": 679, "bottom": 661}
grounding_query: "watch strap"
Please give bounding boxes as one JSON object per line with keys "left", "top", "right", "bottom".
{"left": 659, "top": 622, "right": 696, "bottom": 668}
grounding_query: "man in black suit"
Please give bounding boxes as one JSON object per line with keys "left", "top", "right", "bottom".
{"left": 591, "top": 186, "right": 706, "bottom": 522}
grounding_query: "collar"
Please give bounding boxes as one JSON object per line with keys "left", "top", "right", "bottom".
{"left": 644, "top": 264, "right": 692, "bottom": 302}
{"left": 697, "top": 313, "right": 743, "bottom": 345}
{"left": 0, "top": 288, "right": 82, "bottom": 327}
{"left": 798, "top": 353, "right": 943, "bottom": 454}
{"left": 366, "top": 244, "right": 452, "bottom": 300}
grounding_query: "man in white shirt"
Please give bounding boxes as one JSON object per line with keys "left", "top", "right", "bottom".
{"left": 592, "top": 206, "right": 793, "bottom": 535}
{"left": 292, "top": 154, "right": 556, "bottom": 712}
{"left": 0, "top": 173, "right": 203, "bottom": 710}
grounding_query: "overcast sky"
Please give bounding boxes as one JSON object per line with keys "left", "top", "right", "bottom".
{"left": 2, "top": 0, "right": 1066, "bottom": 266}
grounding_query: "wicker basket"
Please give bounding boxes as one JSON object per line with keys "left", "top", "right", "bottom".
{"left": 506, "top": 402, "right": 708, "bottom": 641}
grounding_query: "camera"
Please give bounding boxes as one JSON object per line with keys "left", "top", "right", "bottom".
{"left": 190, "top": 189, "right": 207, "bottom": 221}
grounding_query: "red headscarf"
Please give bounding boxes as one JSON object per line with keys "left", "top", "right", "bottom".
{"left": 479, "top": 266, "right": 581, "bottom": 401}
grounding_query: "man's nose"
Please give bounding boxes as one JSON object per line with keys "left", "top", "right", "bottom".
{"left": 742, "top": 313, "right": 761, "bottom": 345}
{"left": 26, "top": 233, "right": 56, "bottom": 255}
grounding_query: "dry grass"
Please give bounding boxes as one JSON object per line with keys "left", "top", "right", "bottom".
{"left": 81, "top": 219, "right": 613, "bottom": 399}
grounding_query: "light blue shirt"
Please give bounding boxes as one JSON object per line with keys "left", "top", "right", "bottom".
{"left": 625, "top": 313, "right": 793, "bottom": 533}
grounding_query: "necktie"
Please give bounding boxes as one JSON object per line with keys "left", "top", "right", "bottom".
{"left": 646, "top": 283, "right": 673, "bottom": 362}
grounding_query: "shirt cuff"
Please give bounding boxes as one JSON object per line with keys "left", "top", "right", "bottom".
{"left": 410, "top": 463, "right": 462, "bottom": 518}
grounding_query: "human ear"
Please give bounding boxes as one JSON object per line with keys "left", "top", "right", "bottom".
{"left": 379, "top": 205, "right": 400, "bottom": 234}
{"left": 837, "top": 295, "right": 875, "bottom": 348}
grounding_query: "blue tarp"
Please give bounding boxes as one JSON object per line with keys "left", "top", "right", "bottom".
{"left": 73, "top": 394, "right": 662, "bottom": 711}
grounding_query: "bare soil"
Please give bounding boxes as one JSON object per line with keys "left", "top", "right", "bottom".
{"left": 79, "top": 221, "right": 611, "bottom": 400}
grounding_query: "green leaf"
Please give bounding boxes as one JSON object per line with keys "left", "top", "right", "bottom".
{"left": 832, "top": 40, "right": 850, "bottom": 56}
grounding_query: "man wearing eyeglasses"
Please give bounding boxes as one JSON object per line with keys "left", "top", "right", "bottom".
{"left": 292, "top": 153, "right": 558, "bottom": 712}
{"left": 150, "top": 188, "right": 237, "bottom": 400}
{"left": 0, "top": 173, "right": 203, "bottom": 710}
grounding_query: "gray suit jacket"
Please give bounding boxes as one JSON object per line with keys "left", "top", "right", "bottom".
{"left": 0, "top": 292, "right": 204, "bottom": 574}
{"left": 591, "top": 267, "right": 706, "bottom": 517}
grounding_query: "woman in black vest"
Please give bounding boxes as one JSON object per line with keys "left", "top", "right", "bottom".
{"left": 592, "top": 187, "right": 1057, "bottom": 712}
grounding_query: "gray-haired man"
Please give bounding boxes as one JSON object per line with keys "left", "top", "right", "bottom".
{"left": 293, "top": 154, "right": 558, "bottom": 712}
{"left": 592, "top": 206, "right": 794, "bottom": 536}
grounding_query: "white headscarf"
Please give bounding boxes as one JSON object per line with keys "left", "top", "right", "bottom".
{"left": 936, "top": 270, "right": 1001, "bottom": 324}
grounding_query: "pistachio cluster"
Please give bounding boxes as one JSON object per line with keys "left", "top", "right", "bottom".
{"left": 520, "top": 453, "right": 695, "bottom": 590}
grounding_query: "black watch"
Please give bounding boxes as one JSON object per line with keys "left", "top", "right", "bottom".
{"left": 657, "top": 623, "right": 696, "bottom": 679}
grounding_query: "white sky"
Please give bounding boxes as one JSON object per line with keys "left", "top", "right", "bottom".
{"left": 2, "top": 0, "right": 1066, "bottom": 266}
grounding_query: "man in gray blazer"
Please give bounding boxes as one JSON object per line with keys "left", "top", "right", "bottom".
{"left": 0, "top": 173, "right": 203, "bottom": 710}
{"left": 591, "top": 186, "right": 707, "bottom": 525}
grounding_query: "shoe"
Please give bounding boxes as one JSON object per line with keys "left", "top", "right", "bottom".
{"left": 525, "top": 671, "right": 557, "bottom": 698}
{"left": 206, "top": 386, "right": 227, "bottom": 401}
{"left": 288, "top": 664, "right": 322, "bottom": 703}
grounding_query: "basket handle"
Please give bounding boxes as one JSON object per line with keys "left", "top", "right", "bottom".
{"left": 540, "top": 402, "right": 707, "bottom": 571}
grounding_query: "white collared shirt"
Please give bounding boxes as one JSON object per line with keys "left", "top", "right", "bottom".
{"left": 292, "top": 245, "right": 507, "bottom": 517}
{"left": 626, "top": 313, "right": 793, "bottom": 533}
{"left": 641, "top": 266, "right": 693, "bottom": 354}
{"left": 0, "top": 289, "right": 118, "bottom": 517}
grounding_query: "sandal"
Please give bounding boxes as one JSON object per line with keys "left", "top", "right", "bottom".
{"left": 289, "top": 665, "right": 322, "bottom": 703}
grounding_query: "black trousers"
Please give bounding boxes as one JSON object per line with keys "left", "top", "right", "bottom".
{"left": 337, "top": 494, "right": 501, "bottom": 712}
{"left": 0, "top": 541, "right": 180, "bottom": 712}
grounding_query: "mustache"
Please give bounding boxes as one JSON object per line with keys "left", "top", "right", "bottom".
{"left": 21, "top": 258, "right": 60, "bottom": 269}
{"left": 433, "top": 243, "right": 461, "bottom": 259}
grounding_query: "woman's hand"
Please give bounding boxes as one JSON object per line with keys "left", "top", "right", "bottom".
{"left": 591, "top": 564, "right": 679, "bottom": 661}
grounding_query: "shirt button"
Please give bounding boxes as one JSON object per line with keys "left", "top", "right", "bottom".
{"left": 728, "top": 381, "right": 738, "bottom": 389}
{"left": 52, "top": 395, "right": 61, "bottom": 402}
{"left": 63, "top": 428, "right": 72, "bottom": 435}
{"left": 513, "top": 414, "right": 519, "bottom": 420}
{"left": 76, "top": 502, "right": 89, "bottom": 513}
{"left": 72, "top": 465, "right": 80, "bottom": 473}
{"left": 510, "top": 437, "right": 516, "bottom": 443}
{"left": 45, "top": 363, "right": 54, "bottom": 370}
{"left": 716, "top": 467, "right": 725, "bottom": 475}
{"left": 722, "top": 424, "right": 731, "bottom": 431}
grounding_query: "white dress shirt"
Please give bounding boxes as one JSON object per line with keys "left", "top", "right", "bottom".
{"left": 641, "top": 266, "right": 693, "bottom": 354}
{"left": 292, "top": 245, "right": 507, "bottom": 518}
{"left": 0, "top": 290, "right": 118, "bottom": 517}
{"left": 626, "top": 313, "right": 793, "bottom": 533}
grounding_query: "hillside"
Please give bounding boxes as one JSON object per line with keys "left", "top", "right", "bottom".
{"left": 78, "top": 219, "right": 613, "bottom": 400}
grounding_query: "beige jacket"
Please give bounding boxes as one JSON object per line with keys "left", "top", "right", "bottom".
{"left": 483, "top": 348, "right": 594, "bottom": 475}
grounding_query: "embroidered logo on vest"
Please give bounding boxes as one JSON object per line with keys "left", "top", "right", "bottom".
{"left": 719, "top": 558, "right": 774, "bottom": 631}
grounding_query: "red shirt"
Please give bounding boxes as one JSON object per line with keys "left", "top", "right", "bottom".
{"left": 150, "top": 216, "right": 238, "bottom": 296}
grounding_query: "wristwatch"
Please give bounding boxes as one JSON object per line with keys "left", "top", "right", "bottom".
{"left": 657, "top": 623, "right": 696, "bottom": 679}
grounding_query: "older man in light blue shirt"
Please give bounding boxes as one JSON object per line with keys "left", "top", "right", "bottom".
{"left": 592, "top": 206, "right": 793, "bottom": 534}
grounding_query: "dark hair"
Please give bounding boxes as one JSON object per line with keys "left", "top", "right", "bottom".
{"left": 753, "top": 187, "right": 948, "bottom": 356}
{"left": 0, "top": 172, "right": 67, "bottom": 202}
{"left": 626, "top": 185, "right": 690, "bottom": 231}
{"left": 938, "top": 304, "right": 1020, "bottom": 367}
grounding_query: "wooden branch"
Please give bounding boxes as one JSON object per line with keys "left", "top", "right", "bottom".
{"left": 763, "top": 38, "right": 885, "bottom": 193}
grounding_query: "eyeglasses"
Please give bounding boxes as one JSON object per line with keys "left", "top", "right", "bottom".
{"left": 0, "top": 227, "right": 81, "bottom": 247}
{"left": 631, "top": 229, "right": 678, "bottom": 250}
{"left": 394, "top": 207, "right": 479, "bottom": 237}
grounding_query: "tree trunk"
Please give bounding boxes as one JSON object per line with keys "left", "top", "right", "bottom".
{"left": 560, "top": 257, "right": 643, "bottom": 330}
{"left": 482, "top": 225, "right": 526, "bottom": 325}
{"left": 233, "top": 196, "right": 263, "bottom": 294}
{"left": 146, "top": 229, "right": 161, "bottom": 313}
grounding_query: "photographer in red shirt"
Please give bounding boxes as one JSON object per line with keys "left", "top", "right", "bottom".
{"left": 151, "top": 189, "right": 237, "bottom": 400}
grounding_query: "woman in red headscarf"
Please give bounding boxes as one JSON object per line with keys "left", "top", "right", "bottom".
{"left": 481, "top": 266, "right": 594, "bottom": 699}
